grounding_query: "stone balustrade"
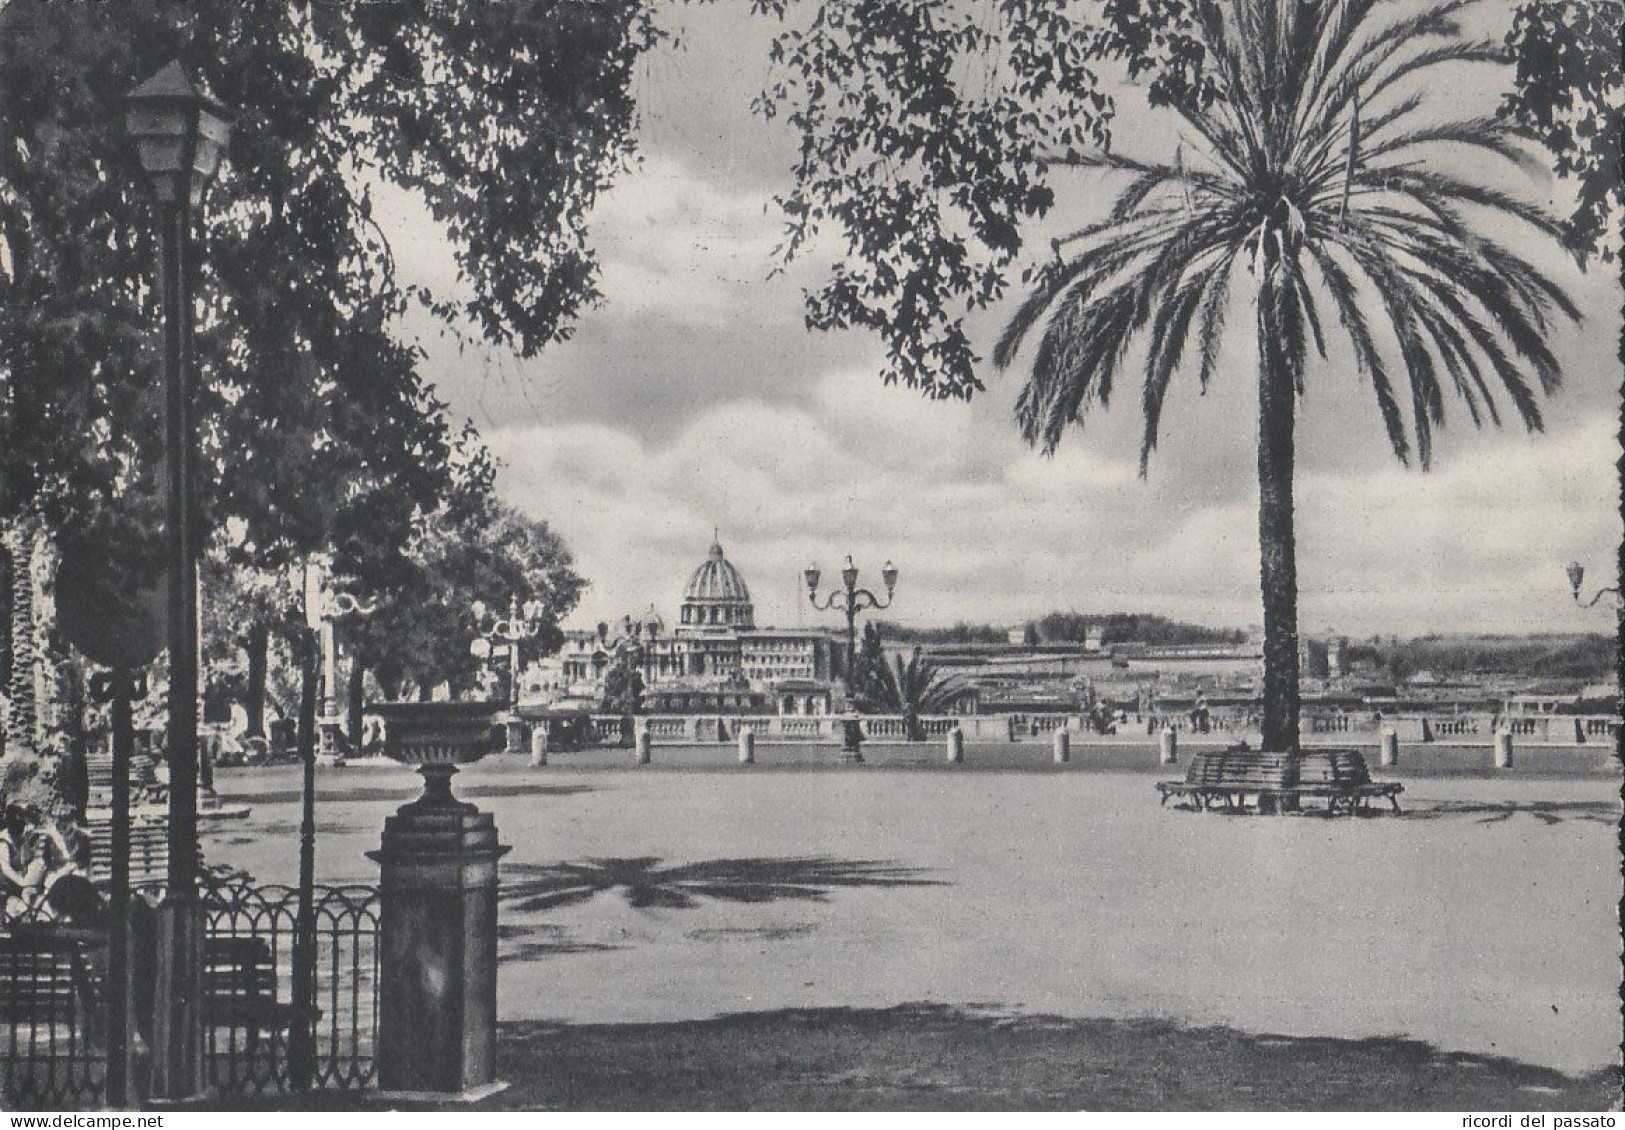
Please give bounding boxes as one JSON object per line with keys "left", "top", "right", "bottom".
{"left": 558, "top": 710, "right": 1618, "bottom": 748}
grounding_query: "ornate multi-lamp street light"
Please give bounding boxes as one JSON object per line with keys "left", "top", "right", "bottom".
{"left": 305, "top": 566, "right": 376, "bottom": 760}
{"left": 471, "top": 595, "right": 546, "bottom": 752}
{"left": 284, "top": 561, "right": 373, "bottom": 1087}
{"left": 804, "top": 555, "right": 899, "bottom": 762}
{"left": 1565, "top": 561, "right": 1622, "bottom": 613}
{"left": 124, "top": 60, "right": 231, "bottom": 1104}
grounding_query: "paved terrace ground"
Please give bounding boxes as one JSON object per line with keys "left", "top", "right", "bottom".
{"left": 204, "top": 744, "right": 1623, "bottom": 1110}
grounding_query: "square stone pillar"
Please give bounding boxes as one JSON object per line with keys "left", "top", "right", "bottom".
{"left": 368, "top": 767, "right": 510, "bottom": 1101}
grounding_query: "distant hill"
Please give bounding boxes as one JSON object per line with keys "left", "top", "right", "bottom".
{"left": 1345, "top": 634, "right": 1616, "bottom": 685}
{"left": 871, "top": 620, "right": 1008, "bottom": 645}
{"left": 874, "top": 612, "right": 1246, "bottom": 648}
{"left": 874, "top": 618, "right": 1616, "bottom": 685}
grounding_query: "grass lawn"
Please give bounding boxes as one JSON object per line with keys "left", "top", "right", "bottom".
{"left": 205, "top": 747, "right": 1623, "bottom": 1110}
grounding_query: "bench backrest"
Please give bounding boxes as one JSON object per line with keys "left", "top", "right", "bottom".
{"left": 1184, "top": 749, "right": 1375, "bottom": 789}
{"left": 1295, "top": 750, "right": 1373, "bottom": 785}
{"left": 1184, "top": 752, "right": 1296, "bottom": 790}
{"left": 202, "top": 936, "right": 279, "bottom": 1009}
{"left": 0, "top": 928, "right": 102, "bottom": 1024}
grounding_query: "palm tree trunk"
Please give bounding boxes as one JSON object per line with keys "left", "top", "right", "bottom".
{"left": 1256, "top": 293, "right": 1301, "bottom": 754}
{"left": 4, "top": 519, "right": 38, "bottom": 757}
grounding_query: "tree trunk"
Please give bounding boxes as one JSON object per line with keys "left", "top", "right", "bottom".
{"left": 1256, "top": 285, "right": 1301, "bottom": 754}
{"left": 0, "top": 533, "right": 10, "bottom": 757}
{"left": 345, "top": 658, "right": 365, "bottom": 745}
{"left": 4, "top": 520, "right": 38, "bottom": 757}
{"left": 245, "top": 621, "right": 268, "bottom": 741}
{"left": 374, "top": 666, "right": 403, "bottom": 703}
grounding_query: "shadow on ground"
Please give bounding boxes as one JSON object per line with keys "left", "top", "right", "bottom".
{"left": 500, "top": 855, "right": 943, "bottom": 913}
{"left": 495, "top": 921, "right": 625, "bottom": 964}
{"left": 477, "top": 1005, "right": 1622, "bottom": 1111}
{"left": 239, "top": 1003, "right": 1621, "bottom": 1111}
{"left": 231, "top": 783, "right": 598, "bottom": 806}
{"left": 1401, "top": 798, "right": 1620, "bottom": 826}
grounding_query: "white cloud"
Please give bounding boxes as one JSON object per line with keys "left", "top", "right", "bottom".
{"left": 586, "top": 153, "right": 793, "bottom": 327}
{"left": 490, "top": 359, "right": 1620, "bottom": 637}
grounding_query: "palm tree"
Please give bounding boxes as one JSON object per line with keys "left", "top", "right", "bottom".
{"left": 997, "top": 0, "right": 1577, "bottom": 754}
{"left": 871, "top": 647, "right": 960, "bottom": 740}
{"left": 3, "top": 519, "right": 39, "bottom": 757}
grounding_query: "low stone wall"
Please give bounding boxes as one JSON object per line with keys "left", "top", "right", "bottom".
{"left": 578, "top": 710, "right": 1619, "bottom": 749}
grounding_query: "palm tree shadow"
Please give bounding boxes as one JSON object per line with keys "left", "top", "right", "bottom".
{"left": 1402, "top": 799, "right": 1619, "bottom": 826}
{"left": 495, "top": 921, "right": 625, "bottom": 964}
{"left": 501, "top": 855, "right": 944, "bottom": 914}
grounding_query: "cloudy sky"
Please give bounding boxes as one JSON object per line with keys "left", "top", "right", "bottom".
{"left": 383, "top": 2, "right": 1621, "bottom": 639}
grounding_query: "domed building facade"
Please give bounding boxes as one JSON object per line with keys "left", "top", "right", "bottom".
{"left": 678, "top": 536, "right": 755, "bottom": 632}
{"left": 540, "top": 534, "right": 840, "bottom": 714}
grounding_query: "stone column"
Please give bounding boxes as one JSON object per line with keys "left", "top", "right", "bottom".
{"left": 1159, "top": 726, "right": 1178, "bottom": 766}
{"left": 635, "top": 726, "right": 652, "bottom": 764}
{"left": 529, "top": 725, "right": 547, "bottom": 767}
{"left": 1493, "top": 728, "right": 1514, "bottom": 770}
{"left": 1052, "top": 728, "right": 1070, "bottom": 764}
{"left": 1378, "top": 727, "right": 1398, "bottom": 767}
{"left": 738, "top": 726, "right": 755, "bottom": 764}
{"left": 368, "top": 767, "right": 510, "bottom": 1101}
{"left": 946, "top": 728, "right": 964, "bottom": 764}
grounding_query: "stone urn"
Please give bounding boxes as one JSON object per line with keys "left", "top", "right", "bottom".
{"left": 366, "top": 700, "right": 510, "bottom": 1099}
{"left": 371, "top": 700, "right": 499, "bottom": 810}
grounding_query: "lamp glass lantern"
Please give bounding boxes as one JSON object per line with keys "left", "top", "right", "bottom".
{"left": 1565, "top": 561, "right": 1585, "bottom": 601}
{"left": 803, "top": 564, "right": 821, "bottom": 594}
{"left": 124, "top": 62, "right": 230, "bottom": 207}
{"left": 840, "top": 556, "right": 859, "bottom": 591}
{"left": 881, "top": 560, "right": 899, "bottom": 594}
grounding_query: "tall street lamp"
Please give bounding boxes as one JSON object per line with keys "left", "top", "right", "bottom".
{"left": 288, "top": 561, "right": 373, "bottom": 1088}
{"left": 308, "top": 568, "right": 376, "bottom": 762}
{"left": 124, "top": 60, "right": 230, "bottom": 1104}
{"left": 805, "top": 556, "right": 898, "bottom": 762}
{"left": 472, "top": 596, "right": 545, "bottom": 753}
{"left": 1565, "top": 561, "right": 1622, "bottom": 613}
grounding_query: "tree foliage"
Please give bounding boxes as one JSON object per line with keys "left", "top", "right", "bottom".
{"left": 1503, "top": 0, "right": 1624, "bottom": 261}
{"left": 600, "top": 656, "right": 645, "bottom": 718}
{"left": 0, "top": 0, "right": 665, "bottom": 550}
{"left": 753, "top": 0, "right": 1213, "bottom": 396}
{"left": 351, "top": 486, "right": 587, "bottom": 704}
{"left": 851, "top": 621, "right": 890, "bottom": 706}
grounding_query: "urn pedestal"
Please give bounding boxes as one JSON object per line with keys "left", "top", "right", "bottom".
{"left": 366, "top": 702, "right": 509, "bottom": 1101}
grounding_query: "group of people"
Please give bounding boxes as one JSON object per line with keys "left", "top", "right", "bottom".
{"left": 0, "top": 803, "right": 100, "bottom": 925}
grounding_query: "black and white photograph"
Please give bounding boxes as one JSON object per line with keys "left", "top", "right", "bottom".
{"left": 0, "top": 0, "right": 1619, "bottom": 1114}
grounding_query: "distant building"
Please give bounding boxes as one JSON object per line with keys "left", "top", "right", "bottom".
{"left": 531, "top": 535, "right": 840, "bottom": 714}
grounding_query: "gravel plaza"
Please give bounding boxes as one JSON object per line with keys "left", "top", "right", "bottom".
{"left": 202, "top": 747, "right": 1622, "bottom": 1110}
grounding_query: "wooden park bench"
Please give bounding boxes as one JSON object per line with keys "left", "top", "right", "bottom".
{"left": 1156, "top": 749, "right": 1402, "bottom": 815}
{"left": 203, "top": 935, "right": 300, "bottom": 1054}
{"left": 2, "top": 927, "right": 299, "bottom": 1061}
{"left": 0, "top": 926, "right": 104, "bottom": 1034}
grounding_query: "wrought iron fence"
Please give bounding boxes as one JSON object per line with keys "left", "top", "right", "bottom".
{"left": 0, "top": 917, "right": 106, "bottom": 1109}
{"left": 195, "top": 879, "right": 380, "bottom": 1096}
{"left": 1, "top": 877, "right": 379, "bottom": 1108}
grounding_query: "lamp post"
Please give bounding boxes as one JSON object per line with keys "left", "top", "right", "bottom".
{"left": 124, "top": 60, "right": 230, "bottom": 1104}
{"left": 307, "top": 565, "right": 376, "bottom": 762}
{"left": 1565, "top": 561, "right": 1622, "bottom": 613}
{"left": 805, "top": 556, "right": 898, "bottom": 762}
{"left": 288, "top": 562, "right": 373, "bottom": 1088}
{"left": 471, "top": 596, "right": 545, "bottom": 753}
